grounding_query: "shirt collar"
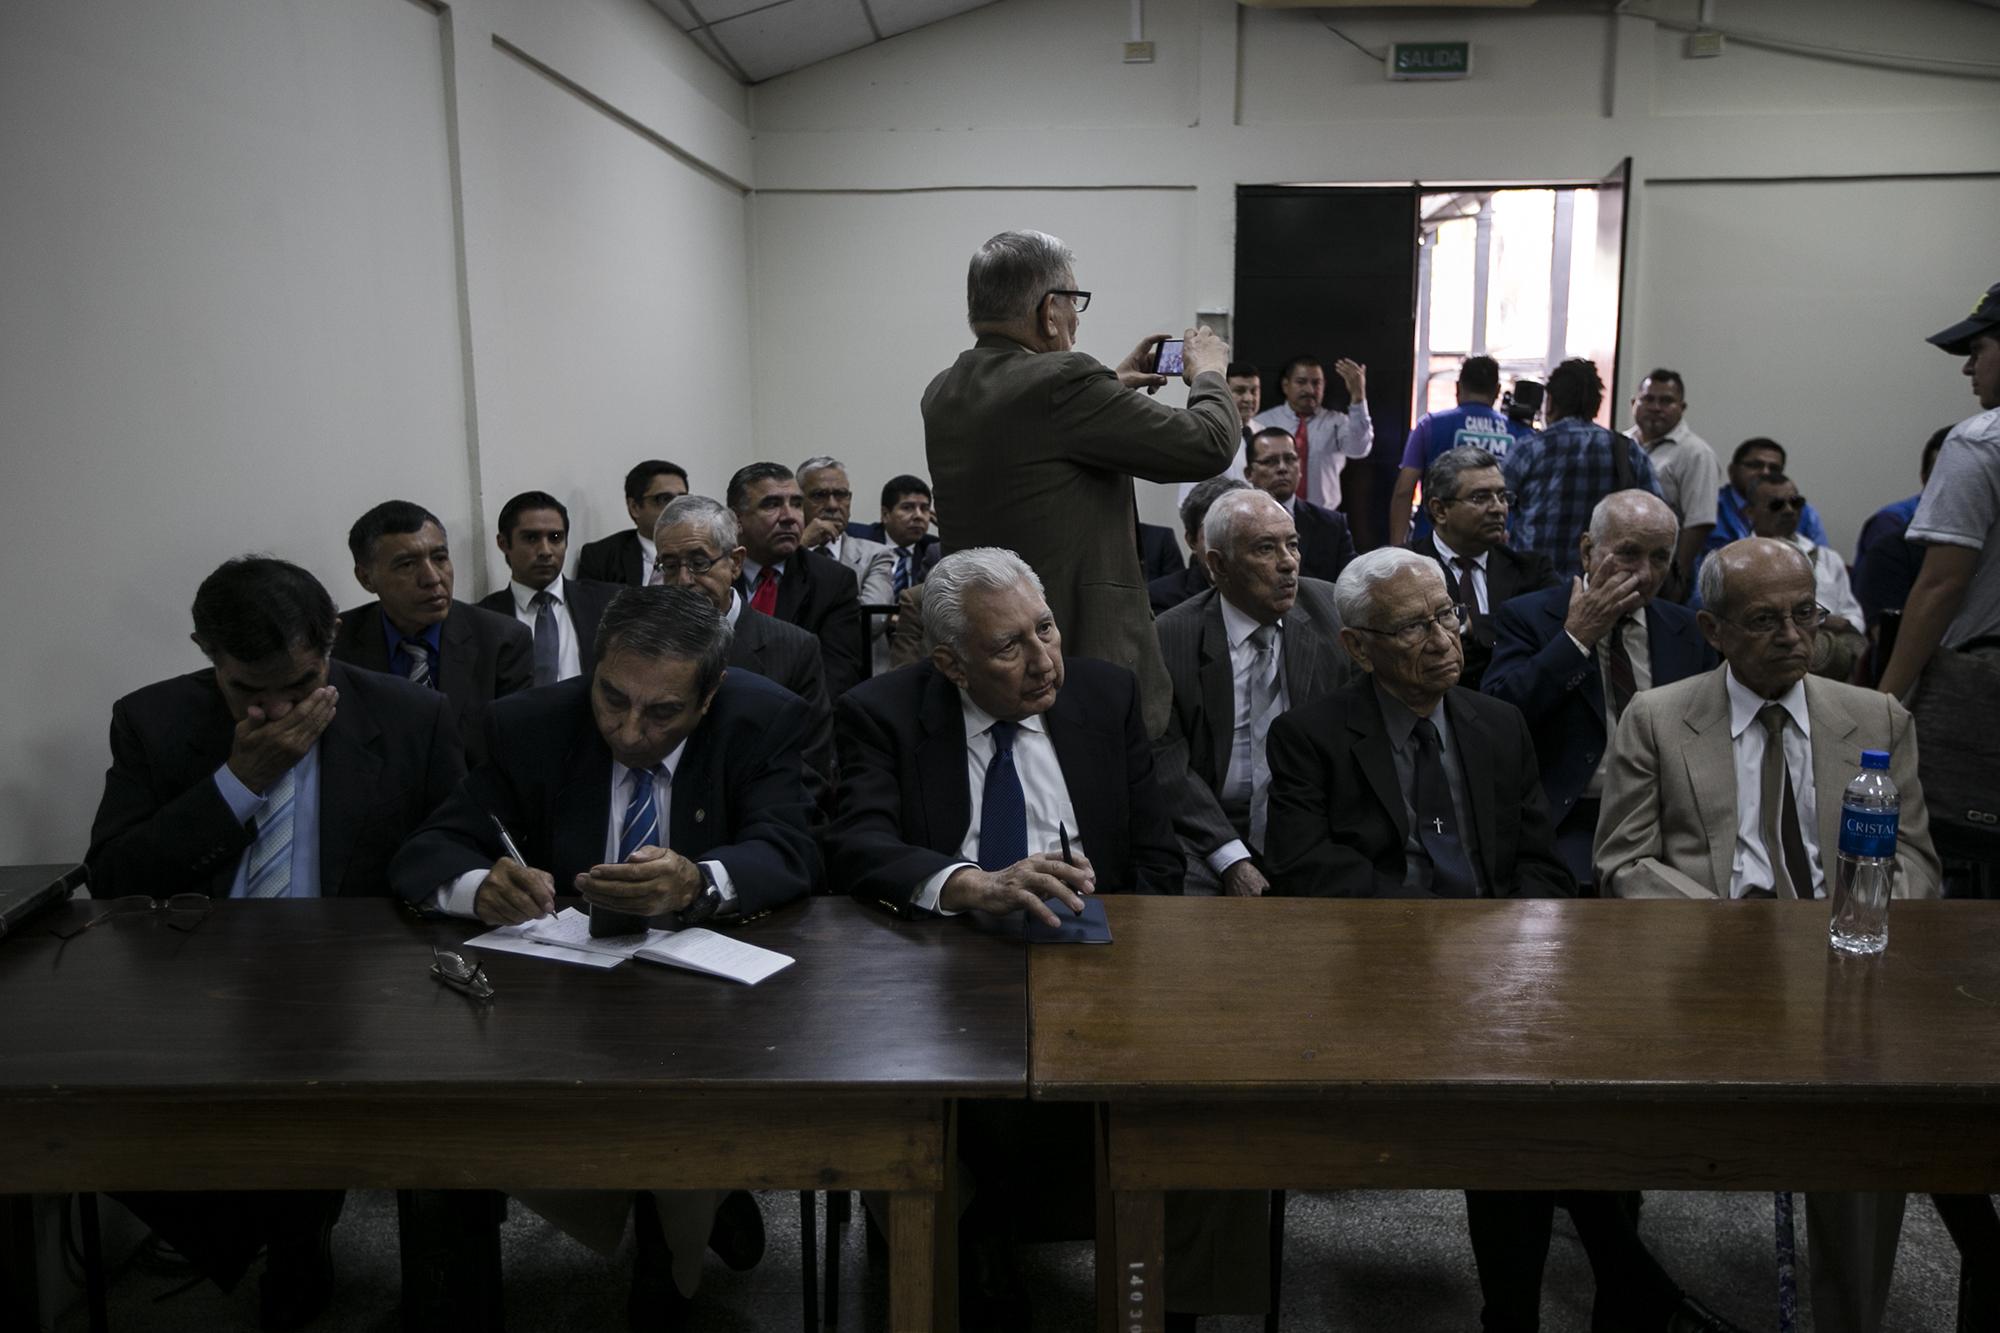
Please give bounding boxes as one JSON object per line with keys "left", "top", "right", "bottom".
{"left": 1217, "top": 591, "right": 1280, "bottom": 651}
{"left": 637, "top": 531, "right": 657, "bottom": 566}
{"left": 380, "top": 610, "right": 443, "bottom": 657}
{"left": 510, "top": 578, "right": 563, "bottom": 613}
{"left": 724, "top": 589, "right": 743, "bottom": 628}
{"left": 741, "top": 555, "right": 784, "bottom": 588}
{"left": 1786, "top": 532, "right": 1819, "bottom": 558}
{"left": 960, "top": 691, "right": 1051, "bottom": 744}
{"left": 1430, "top": 532, "right": 1487, "bottom": 571}
{"left": 1726, "top": 665, "right": 1810, "bottom": 742}
{"left": 1373, "top": 679, "right": 1447, "bottom": 748}
{"left": 616, "top": 737, "right": 690, "bottom": 788}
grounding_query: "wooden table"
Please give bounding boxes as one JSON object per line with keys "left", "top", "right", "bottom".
{"left": 1029, "top": 896, "right": 2000, "bottom": 1333}
{"left": 0, "top": 895, "right": 1026, "bottom": 1331}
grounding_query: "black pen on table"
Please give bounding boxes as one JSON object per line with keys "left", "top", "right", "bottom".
{"left": 1058, "top": 822, "right": 1082, "bottom": 915}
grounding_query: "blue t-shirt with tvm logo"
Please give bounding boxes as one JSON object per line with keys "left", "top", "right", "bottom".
{"left": 1400, "top": 404, "right": 1535, "bottom": 542}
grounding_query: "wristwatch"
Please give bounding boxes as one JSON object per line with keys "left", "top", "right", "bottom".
{"left": 679, "top": 862, "right": 725, "bottom": 926}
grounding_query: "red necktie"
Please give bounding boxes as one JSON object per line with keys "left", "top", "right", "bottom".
{"left": 1293, "top": 414, "right": 1313, "bottom": 504}
{"left": 750, "top": 565, "right": 779, "bottom": 615}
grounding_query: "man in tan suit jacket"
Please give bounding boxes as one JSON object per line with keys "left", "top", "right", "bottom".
{"left": 1595, "top": 537, "right": 1939, "bottom": 1333}
{"left": 923, "top": 229, "right": 1239, "bottom": 736}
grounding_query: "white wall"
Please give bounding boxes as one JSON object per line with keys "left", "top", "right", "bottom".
{"left": 748, "top": 0, "right": 2000, "bottom": 546}
{"left": 0, "top": 0, "right": 752, "bottom": 863}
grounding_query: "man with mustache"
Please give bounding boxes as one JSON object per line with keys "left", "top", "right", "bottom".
{"left": 726, "top": 461, "right": 864, "bottom": 697}
{"left": 477, "top": 490, "right": 618, "bottom": 687}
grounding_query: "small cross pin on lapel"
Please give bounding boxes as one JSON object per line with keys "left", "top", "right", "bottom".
{"left": 1429, "top": 817, "right": 1445, "bottom": 834}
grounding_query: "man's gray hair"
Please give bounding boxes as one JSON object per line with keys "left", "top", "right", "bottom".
{"left": 966, "top": 230, "right": 1076, "bottom": 328}
{"left": 1423, "top": 445, "right": 1500, "bottom": 506}
{"left": 1698, "top": 536, "right": 1813, "bottom": 617}
{"left": 1202, "top": 488, "right": 1284, "bottom": 557}
{"left": 654, "top": 493, "right": 739, "bottom": 552}
{"left": 594, "top": 585, "right": 734, "bottom": 698}
{"left": 1587, "top": 488, "right": 1678, "bottom": 547}
{"left": 1180, "top": 476, "right": 1249, "bottom": 538}
{"left": 1332, "top": 547, "right": 1446, "bottom": 629}
{"left": 797, "top": 455, "right": 844, "bottom": 480}
{"left": 922, "top": 548, "right": 1047, "bottom": 656}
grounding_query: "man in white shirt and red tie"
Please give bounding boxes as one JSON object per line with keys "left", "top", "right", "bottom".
{"left": 1251, "top": 353, "right": 1373, "bottom": 514}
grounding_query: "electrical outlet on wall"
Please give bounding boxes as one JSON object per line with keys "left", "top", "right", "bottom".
{"left": 1123, "top": 41, "right": 1155, "bottom": 63}
{"left": 1685, "top": 31, "right": 1725, "bottom": 58}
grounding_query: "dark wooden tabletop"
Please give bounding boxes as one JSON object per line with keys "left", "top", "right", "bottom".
{"left": 1030, "top": 896, "right": 2000, "bottom": 1103}
{"left": 0, "top": 896, "right": 1026, "bottom": 1099}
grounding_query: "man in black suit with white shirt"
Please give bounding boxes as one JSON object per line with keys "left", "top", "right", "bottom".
{"left": 477, "top": 490, "right": 618, "bottom": 685}
{"left": 1410, "top": 445, "right": 1558, "bottom": 690}
{"left": 575, "top": 459, "right": 688, "bottom": 587}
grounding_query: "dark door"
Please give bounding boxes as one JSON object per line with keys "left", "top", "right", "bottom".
{"left": 1235, "top": 185, "right": 1420, "bottom": 551}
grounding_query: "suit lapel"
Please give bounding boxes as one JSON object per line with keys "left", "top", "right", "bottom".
{"left": 1678, "top": 670, "right": 1738, "bottom": 896}
{"left": 669, "top": 722, "right": 717, "bottom": 858}
{"left": 1281, "top": 600, "right": 1322, "bottom": 701}
{"left": 1349, "top": 685, "right": 1408, "bottom": 842}
{"left": 350, "top": 608, "right": 392, "bottom": 673}
{"left": 1445, "top": 691, "right": 1500, "bottom": 890}
{"left": 776, "top": 557, "right": 808, "bottom": 623}
{"left": 1805, "top": 677, "right": 1861, "bottom": 859}
{"left": 1048, "top": 692, "right": 1113, "bottom": 868}
{"left": 439, "top": 609, "right": 476, "bottom": 731}
{"left": 914, "top": 669, "right": 971, "bottom": 854}
{"left": 553, "top": 707, "right": 613, "bottom": 882}
{"left": 315, "top": 670, "right": 382, "bottom": 897}
{"left": 1196, "top": 599, "right": 1234, "bottom": 780}
{"left": 624, "top": 533, "right": 644, "bottom": 587}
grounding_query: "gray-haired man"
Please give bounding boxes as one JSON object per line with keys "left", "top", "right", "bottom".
{"left": 923, "top": 229, "right": 1238, "bottom": 737}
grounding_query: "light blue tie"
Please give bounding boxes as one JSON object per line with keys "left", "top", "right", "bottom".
{"left": 243, "top": 766, "right": 297, "bottom": 899}
{"left": 619, "top": 766, "right": 661, "bottom": 861}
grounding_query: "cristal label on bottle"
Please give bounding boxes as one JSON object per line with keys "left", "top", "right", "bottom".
{"left": 1839, "top": 806, "right": 1899, "bottom": 859}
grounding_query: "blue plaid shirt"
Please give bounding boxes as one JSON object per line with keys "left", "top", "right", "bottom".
{"left": 1502, "top": 418, "right": 1662, "bottom": 578}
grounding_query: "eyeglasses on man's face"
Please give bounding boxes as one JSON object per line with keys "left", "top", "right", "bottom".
{"left": 1721, "top": 603, "right": 1827, "bottom": 638}
{"left": 1441, "top": 488, "right": 1515, "bottom": 511}
{"left": 653, "top": 551, "right": 721, "bottom": 580}
{"left": 1043, "top": 289, "right": 1091, "bottom": 314}
{"left": 1354, "top": 604, "right": 1465, "bottom": 648}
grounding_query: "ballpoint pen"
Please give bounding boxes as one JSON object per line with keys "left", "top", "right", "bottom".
{"left": 1058, "top": 822, "right": 1083, "bottom": 914}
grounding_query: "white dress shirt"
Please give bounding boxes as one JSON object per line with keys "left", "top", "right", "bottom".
{"left": 434, "top": 738, "right": 736, "bottom": 917}
{"left": 912, "top": 695, "right": 1080, "bottom": 914}
{"left": 505, "top": 578, "right": 582, "bottom": 682}
{"left": 1724, "top": 666, "right": 1823, "bottom": 899}
{"left": 1252, "top": 401, "right": 1374, "bottom": 513}
{"left": 1789, "top": 535, "right": 1866, "bottom": 628}
{"left": 1208, "top": 594, "right": 1288, "bottom": 874}
{"left": 1430, "top": 533, "right": 1489, "bottom": 615}
{"left": 636, "top": 531, "right": 657, "bottom": 574}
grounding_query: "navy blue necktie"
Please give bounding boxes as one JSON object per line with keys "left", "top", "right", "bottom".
{"left": 977, "top": 720, "right": 1028, "bottom": 872}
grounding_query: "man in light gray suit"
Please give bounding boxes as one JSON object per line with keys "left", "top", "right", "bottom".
{"left": 1156, "top": 489, "right": 1355, "bottom": 899}
{"left": 1595, "top": 536, "right": 1939, "bottom": 1333}
{"left": 923, "top": 229, "right": 1238, "bottom": 736}
{"left": 799, "top": 455, "right": 897, "bottom": 678}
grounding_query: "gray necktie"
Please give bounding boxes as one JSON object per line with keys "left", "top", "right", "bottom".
{"left": 531, "top": 590, "right": 559, "bottom": 688}
{"left": 1247, "top": 624, "right": 1282, "bottom": 850}
{"left": 403, "top": 638, "right": 433, "bottom": 690}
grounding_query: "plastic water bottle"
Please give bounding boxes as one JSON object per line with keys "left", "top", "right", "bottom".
{"left": 1830, "top": 749, "right": 1898, "bottom": 956}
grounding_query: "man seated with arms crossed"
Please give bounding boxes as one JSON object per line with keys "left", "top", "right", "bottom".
{"left": 1264, "top": 549, "right": 1742, "bottom": 1333}
{"left": 87, "top": 556, "right": 466, "bottom": 1330}
{"left": 477, "top": 489, "right": 618, "bottom": 687}
{"left": 1156, "top": 488, "right": 1354, "bottom": 897}
{"left": 334, "top": 500, "right": 532, "bottom": 765}
{"left": 1412, "top": 445, "right": 1558, "bottom": 691}
{"left": 1483, "top": 490, "right": 1711, "bottom": 887}
{"left": 1595, "top": 536, "right": 1940, "bottom": 1333}
{"left": 577, "top": 459, "right": 689, "bottom": 586}
{"left": 390, "top": 584, "right": 817, "bottom": 1328}
{"left": 651, "top": 493, "right": 836, "bottom": 817}
{"left": 825, "top": 549, "right": 1213, "bottom": 1327}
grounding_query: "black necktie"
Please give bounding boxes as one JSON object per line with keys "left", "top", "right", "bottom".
{"left": 1413, "top": 718, "right": 1479, "bottom": 898}
{"left": 1604, "top": 619, "right": 1638, "bottom": 721}
{"left": 1452, "top": 555, "right": 1480, "bottom": 626}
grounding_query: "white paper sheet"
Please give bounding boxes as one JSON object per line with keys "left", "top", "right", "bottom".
{"left": 462, "top": 921, "right": 625, "bottom": 969}
{"left": 521, "top": 907, "right": 669, "bottom": 959}
{"left": 636, "top": 929, "right": 794, "bottom": 985}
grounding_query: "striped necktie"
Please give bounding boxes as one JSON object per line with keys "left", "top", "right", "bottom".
{"left": 1293, "top": 413, "right": 1313, "bottom": 503}
{"left": 403, "top": 638, "right": 434, "bottom": 689}
{"left": 243, "top": 766, "right": 298, "bottom": 899}
{"left": 619, "top": 765, "right": 662, "bottom": 862}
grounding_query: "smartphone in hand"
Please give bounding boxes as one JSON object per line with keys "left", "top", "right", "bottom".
{"left": 1150, "top": 338, "right": 1185, "bottom": 377}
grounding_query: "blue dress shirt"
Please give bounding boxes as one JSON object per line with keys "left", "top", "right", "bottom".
{"left": 213, "top": 744, "right": 323, "bottom": 898}
{"left": 381, "top": 613, "right": 444, "bottom": 687}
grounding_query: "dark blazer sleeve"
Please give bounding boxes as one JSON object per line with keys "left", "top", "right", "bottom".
{"left": 386, "top": 715, "right": 528, "bottom": 908}
{"left": 1118, "top": 667, "right": 1186, "bottom": 895}
{"left": 813, "top": 564, "right": 865, "bottom": 699}
{"left": 1263, "top": 708, "right": 1391, "bottom": 897}
{"left": 490, "top": 613, "right": 533, "bottom": 699}
{"left": 576, "top": 533, "right": 634, "bottom": 586}
{"left": 704, "top": 687, "right": 819, "bottom": 916}
{"left": 1498, "top": 704, "right": 1575, "bottom": 899}
{"left": 827, "top": 692, "right": 963, "bottom": 915}
{"left": 86, "top": 696, "right": 251, "bottom": 899}
{"left": 1481, "top": 595, "right": 1594, "bottom": 725}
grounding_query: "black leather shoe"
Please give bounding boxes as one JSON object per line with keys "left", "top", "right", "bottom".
{"left": 706, "top": 1190, "right": 766, "bottom": 1272}
{"left": 1666, "top": 1296, "right": 1752, "bottom": 1333}
{"left": 629, "top": 1194, "right": 692, "bottom": 1332}
{"left": 258, "top": 1217, "right": 336, "bottom": 1332}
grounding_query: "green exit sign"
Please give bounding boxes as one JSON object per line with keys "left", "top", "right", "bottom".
{"left": 1388, "top": 41, "right": 1472, "bottom": 81}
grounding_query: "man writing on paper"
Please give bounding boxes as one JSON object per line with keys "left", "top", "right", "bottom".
{"left": 389, "top": 584, "right": 817, "bottom": 1324}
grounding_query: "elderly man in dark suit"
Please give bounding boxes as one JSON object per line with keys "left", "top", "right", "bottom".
{"left": 651, "top": 493, "right": 836, "bottom": 815}
{"left": 477, "top": 490, "right": 618, "bottom": 686}
{"left": 923, "top": 229, "right": 1237, "bottom": 737}
{"left": 332, "top": 500, "right": 531, "bottom": 766}
{"left": 391, "top": 585, "right": 815, "bottom": 1326}
{"left": 726, "top": 462, "right": 864, "bottom": 698}
{"left": 575, "top": 459, "right": 688, "bottom": 586}
{"left": 1484, "top": 489, "right": 1713, "bottom": 888}
{"left": 1155, "top": 489, "right": 1354, "bottom": 897}
{"left": 1244, "top": 425, "right": 1356, "bottom": 585}
{"left": 86, "top": 556, "right": 465, "bottom": 1330}
{"left": 1412, "top": 445, "right": 1558, "bottom": 690}
{"left": 826, "top": 548, "right": 1195, "bottom": 1326}
{"left": 1148, "top": 476, "right": 1246, "bottom": 616}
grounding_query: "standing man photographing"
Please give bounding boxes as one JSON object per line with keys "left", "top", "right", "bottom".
{"left": 924, "top": 229, "right": 1237, "bottom": 736}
